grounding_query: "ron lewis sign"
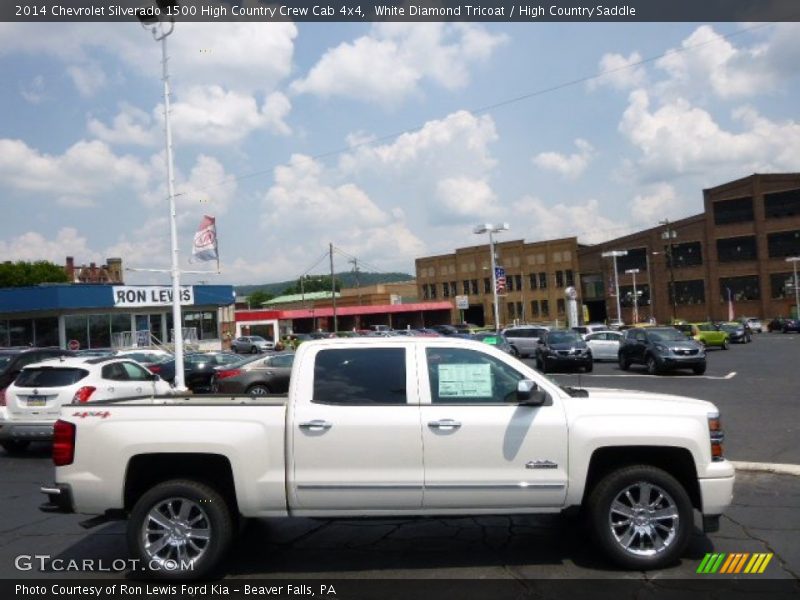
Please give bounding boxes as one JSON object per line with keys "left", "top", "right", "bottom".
{"left": 112, "top": 286, "right": 194, "bottom": 308}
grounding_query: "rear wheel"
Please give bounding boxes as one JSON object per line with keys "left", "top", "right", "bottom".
{"left": 127, "top": 479, "right": 234, "bottom": 579}
{"left": 584, "top": 361, "right": 594, "bottom": 373}
{"left": 618, "top": 355, "right": 630, "bottom": 371}
{"left": 250, "top": 346, "right": 258, "bottom": 354}
{"left": 587, "top": 465, "right": 692, "bottom": 570}
{"left": 1, "top": 440, "right": 31, "bottom": 454}
{"left": 721, "top": 339, "right": 729, "bottom": 350}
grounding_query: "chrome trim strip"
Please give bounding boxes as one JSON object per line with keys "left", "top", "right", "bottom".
{"left": 40, "top": 487, "right": 62, "bottom": 495}
{"left": 297, "top": 483, "right": 565, "bottom": 491}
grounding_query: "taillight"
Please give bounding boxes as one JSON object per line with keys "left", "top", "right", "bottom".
{"left": 708, "top": 413, "right": 724, "bottom": 461}
{"left": 72, "top": 386, "right": 96, "bottom": 404}
{"left": 148, "top": 365, "right": 162, "bottom": 373}
{"left": 53, "top": 420, "right": 76, "bottom": 466}
{"left": 0, "top": 387, "right": 5, "bottom": 407}
{"left": 215, "top": 368, "right": 242, "bottom": 380}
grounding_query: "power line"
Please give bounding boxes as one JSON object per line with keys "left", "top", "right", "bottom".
{"left": 183, "top": 22, "right": 775, "bottom": 197}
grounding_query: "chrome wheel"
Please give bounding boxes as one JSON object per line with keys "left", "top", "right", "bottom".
{"left": 608, "top": 481, "right": 679, "bottom": 557}
{"left": 141, "top": 497, "right": 211, "bottom": 569}
{"left": 248, "top": 385, "right": 270, "bottom": 396}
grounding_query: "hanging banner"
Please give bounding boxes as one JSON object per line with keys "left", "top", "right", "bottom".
{"left": 192, "top": 215, "right": 219, "bottom": 262}
{"left": 112, "top": 286, "right": 194, "bottom": 307}
{"left": 495, "top": 266, "right": 506, "bottom": 294}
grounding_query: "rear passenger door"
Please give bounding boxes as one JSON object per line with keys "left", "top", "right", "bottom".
{"left": 290, "top": 346, "right": 423, "bottom": 512}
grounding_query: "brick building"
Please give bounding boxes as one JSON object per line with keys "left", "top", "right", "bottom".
{"left": 65, "top": 256, "right": 124, "bottom": 284}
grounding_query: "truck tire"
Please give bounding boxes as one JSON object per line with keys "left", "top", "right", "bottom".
{"left": 1, "top": 440, "right": 31, "bottom": 454}
{"left": 127, "top": 479, "right": 234, "bottom": 580}
{"left": 587, "top": 465, "right": 692, "bottom": 570}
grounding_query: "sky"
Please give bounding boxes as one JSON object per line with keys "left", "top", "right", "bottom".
{"left": 1, "top": 19, "right": 799, "bottom": 286}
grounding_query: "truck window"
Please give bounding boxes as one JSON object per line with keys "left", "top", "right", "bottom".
{"left": 313, "top": 348, "right": 406, "bottom": 405}
{"left": 425, "top": 348, "right": 524, "bottom": 404}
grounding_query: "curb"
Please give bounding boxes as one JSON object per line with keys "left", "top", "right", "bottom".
{"left": 731, "top": 461, "right": 800, "bottom": 476}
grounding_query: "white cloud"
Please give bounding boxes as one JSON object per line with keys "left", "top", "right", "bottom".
{"left": 619, "top": 89, "right": 800, "bottom": 180}
{"left": 589, "top": 51, "right": 646, "bottom": 91}
{"left": 67, "top": 63, "right": 107, "bottom": 97}
{"left": 0, "top": 228, "right": 96, "bottom": 263}
{"left": 511, "top": 196, "right": 628, "bottom": 245}
{"left": 532, "top": 139, "right": 594, "bottom": 178}
{"left": 291, "top": 23, "right": 507, "bottom": 104}
{"left": 88, "top": 104, "right": 159, "bottom": 147}
{"left": 436, "top": 177, "right": 497, "bottom": 219}
{"left": 629, "top": 183, "right": 683, "bottom": 225}
{"left": 20, "top": 75, "right": 45, "bottom": 104}
{"left": 0, "top": 138, "right": 150, "bottom": 207}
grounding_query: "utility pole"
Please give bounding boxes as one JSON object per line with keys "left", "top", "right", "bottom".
{"left": 329, "top": 243, "right": 338, "bottom": 333}
{"left": 660, "top": 219, "right": 678, "bottom": 323}
{"left": 349, "top": 257, "right": 361, "bottom": 305}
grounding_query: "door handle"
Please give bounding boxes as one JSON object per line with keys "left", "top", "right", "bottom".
{"left": 427, "top": 419, "right": 462, "bottom": 430}
{"left": 136, "top": 387, "right": 142, "bottom": 393}
{"left": 299, "top": 420, "right": 332, "bottom": 431}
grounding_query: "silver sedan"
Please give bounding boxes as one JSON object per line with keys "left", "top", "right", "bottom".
{"left": 584, "top": 330, "right": 624, "bottom": 361}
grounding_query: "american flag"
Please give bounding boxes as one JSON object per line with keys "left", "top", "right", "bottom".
{"left": 495, "top": 266, "right": 506, "bottom": 294}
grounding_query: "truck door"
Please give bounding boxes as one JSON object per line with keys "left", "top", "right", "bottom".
{"left": 290, "top": 346, "right": 423, "bottom": 511}
{"left": 419, "top": 346, "right": 568, "bottom": 509}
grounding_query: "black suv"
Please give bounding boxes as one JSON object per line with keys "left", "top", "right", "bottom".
{"left": 535, "top": 330, "right": 592, "bottom": 373}
{"left": 618, "top": 327, "right": 706, "bottom": 375}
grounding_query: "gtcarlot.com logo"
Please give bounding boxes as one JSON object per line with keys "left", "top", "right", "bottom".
{"left": 697, "top": 552, "right": 773, "bottom": 574}
{"left": 14, "top": 554, "right": 192, "bottom": 573}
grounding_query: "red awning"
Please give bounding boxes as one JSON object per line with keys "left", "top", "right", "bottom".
{"left": 236, "top": 301, "right": 453, "bottom": 322}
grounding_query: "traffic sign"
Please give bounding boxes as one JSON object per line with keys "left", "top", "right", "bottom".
{"left": 455, "top": 295, "right": 469, "bottom": 310}
{"left": 68, "top": 339, "right": 80, "bottom": 351}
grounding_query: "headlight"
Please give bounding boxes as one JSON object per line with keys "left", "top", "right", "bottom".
{"left": 654, "top": 344, "right": 669, "bottom": 353}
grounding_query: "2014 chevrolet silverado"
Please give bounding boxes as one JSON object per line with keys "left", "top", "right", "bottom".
{"left": 40, "top": 337, "right": 733, "bottom": 578}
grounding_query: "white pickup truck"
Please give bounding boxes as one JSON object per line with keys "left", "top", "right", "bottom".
{"left": 41, "top": 337, "right": 734, "bottom": 578}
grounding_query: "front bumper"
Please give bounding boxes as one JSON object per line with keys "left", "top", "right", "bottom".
{"left": 699, "top": 460, "right": 735, "bottom": 517}
{"left": 659, "top": 355, "right": 705, "bottom": 369}
{"left": 0, "top": 420, "right": 54, "bottom": 441}
{"left": 543, "top": 355, "right": 592, "bottom": 369}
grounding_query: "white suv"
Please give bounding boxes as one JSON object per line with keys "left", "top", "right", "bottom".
{"left": 0, "top": 356, "right": 172, "bottom": 454}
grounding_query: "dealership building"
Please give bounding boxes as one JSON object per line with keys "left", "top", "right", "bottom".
{"left": 0, "top": 284, "right": 236, "bottom": 350}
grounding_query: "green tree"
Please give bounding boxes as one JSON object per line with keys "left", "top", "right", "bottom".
{"left": 282, "top": 275, "right": 340, "bottom": 295}
{"left": 247, "top": 290, "right": 274, "bottom": 308}
{"left": 0, "top": 260, "right": 69, "bottom": 288}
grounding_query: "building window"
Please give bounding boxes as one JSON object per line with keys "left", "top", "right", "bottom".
{"left": 765, "top": 188, "right": 800, "bottom": 219}
{"left": 540, "top": 300, "right": 549, "bottom": 317}
{"left": 565, "top": 270, "right": 574, "bottom": 287}
{"left": 64, "top": 315, "right": 89, "bottom": 349}
{"left": 529, "top": 273, "right": 537, "bottom": 290}
{"left": 669, "top": 241, "right": 703, "bottom": 267}
{"left": 470, "top": 279, "right": 478, "bottom": 295}
{"left": 713, "top": 196, "right": 754, "bottom": 225}
{"left": 442, "top": 283, "right": 450, "bottom": 298}
{"left": 620, "top": 284, "right": 651, "bottom": 307}
{"left": 450, "top": 281, "right": 458, "bottom": 297}
{"left": 514, "top": 274, "right": 522, "bottom": 291}
{"left": 771, "top": 272, "right": 797, "bottom": 299}
{"left": 719, "top": 275, "right": 760, "bottom": 302}
{"left": 531, "top": 301, "right": 540, "bottom": 318}
{"left": 88, "top": 314, "right": 111, "bottom": 348}
{"left": 581, "top": 274, "right": 604, "bottom": 300}
{"left": 508, "top": 303, "right": 515, "bottom": 319}
{"left": 767, "top": 230, "right": 800, "bottom": 258}
{"left": 33, "top": 317, "right": 59, "bottom": 347}
{"left": 555, "top": 270, "right": 564, "bottom": 288}
{"left": 422, "top": 285, "right": 429, "bottom": 300}
{"left": 717, "top": 236, "right": 758, "bottom": 262}
{"left": 507, "top": 276, "right": 515, "bottom": 292}
{"left": 430, "top": 284, "right": 437, "bottom": 299}
{"left": 516, "top": 302, "right": 523, "bottom": 320}
{"left": 669, "top": 280, "right": 705, "bottom": 305}
{"left": 617, "top": 248, "right": 647, "bottom": 272}
{"left": 539, "top": 272, "right": 548, "bottom": 289}
{"left": 484, "top": 278, "right": 491, "bottom": 294}
{"left": 557, "top": 298, "right": 565, "bottom": 314}
{"left": 8, "top": 318, "right": 34, "bottom": 346}
{"left": 463, "top": 280, "right": 470, "bottom": 295}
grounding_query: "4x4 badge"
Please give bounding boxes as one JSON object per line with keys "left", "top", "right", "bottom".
{"left": 526, "top": 460, "right": 558, "bottom": 469}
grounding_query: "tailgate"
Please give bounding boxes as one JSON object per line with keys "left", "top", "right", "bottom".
{"left": 7, "top": 366, "right": 88, "bottom": 421}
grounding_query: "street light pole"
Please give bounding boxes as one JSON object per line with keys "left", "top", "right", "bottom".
{"left": 474, "top": 223, "right": 509, "bottom": 332}
{"left": 626, "top": 268, "right": 640, "bottom": 324}
{"left": 787, "top": 257, "right": 800, "bottom": 319}
{"left": 602, "top": 250, "right": 628, "bottom": 325}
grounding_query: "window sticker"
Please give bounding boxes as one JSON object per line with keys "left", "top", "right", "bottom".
{"left": 438, "top": 363, "right": 493, "bottom": 397}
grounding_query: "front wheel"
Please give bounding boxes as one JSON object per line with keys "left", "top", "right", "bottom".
{"left": 584, "top": 362, "right": 594, "bottom": 373}
{"left": 693, "top": 364, "right": 707, "bottom": 375}
{"left": 247, "top": 384, "right": 271, "bottom": 396}
{"left": 721, "top": 339, "right": 729, "bottom": 350}
{"left": 127, "top": 479, "right": 234, "bottom": 580}
{"left": 587, "top": 465, "right": 693, "bottom": 570}
{"left": 646, "top": 355, "right": 660, "bottom": 375}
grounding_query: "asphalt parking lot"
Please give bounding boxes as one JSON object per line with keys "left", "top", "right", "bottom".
{"left": 0, "top": 333, "right": 798, "bottom": 584}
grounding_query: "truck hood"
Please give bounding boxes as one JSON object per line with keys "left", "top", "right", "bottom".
{"left": 564, "top": 386, "right": 718, "bottom": 418}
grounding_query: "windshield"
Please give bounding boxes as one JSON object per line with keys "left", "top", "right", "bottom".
{"left": 250, "top": 336, "right": 266, "bottom": 342}
{"left": 548, "top": 331, "right": 581, "bottom": 344}
{"left": 697, "top": 323, "right": 717, "bottom": 332}
{"left": 648, "top": 328, "right": 688, "bottom": 342}
{"left": 720, "top": 324, "right": 740, "bottom": 332}
{"left": 0, "top": 356, "right": 12, "bottom": 370}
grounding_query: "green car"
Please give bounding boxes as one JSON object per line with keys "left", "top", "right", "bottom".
{"left": 688, "top": 322, "right": 729, "bottom": 349}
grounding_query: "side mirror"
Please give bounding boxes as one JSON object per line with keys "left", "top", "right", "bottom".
{"left": 517, "top": 379, "right": 547, "bottom": 405}
{"left": 537, "top": 338, "right": 544, "bottom": 344}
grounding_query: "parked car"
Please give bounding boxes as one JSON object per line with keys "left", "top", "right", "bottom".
{"left": 231, "top": 335, "right": 275, "bottom": 353}
{"left": 211, "top": 352, "right": 295, "bottom": 396}
{"left": 718, "top": 322, "right": 751, "bottom": 344}
{"left": 471, "top": 331, "right": 514, "bottom": 354}
{"left": 149, "top": 352, "right": 244, "bottom": 393}
{"left": 535, "top": 330, "right": 593, "bottom": 373}
{"left": 430, "top": 324, "right": 460, "bottom": 336}
{"left": 1, "top": 355, "right": 171, "bottom": 453}
{"left": 0, "top": 347, "right": 75, "bottom": 394}
{"left": 741, "top": 317, "right": 763, "bottom": 333}
{"left": 572, "top": 324, "right": 609, "bottom": 337}
{"left": 780, "top": 318, "right": 800, "bottom": 333}
{"left": 501, "top": 325, "right": 550, "bottom": 358}
{"left": 767, "top": 317, "right": 790, "bottom": 332}
{"left": 607, "top": 319, "right": 625, "bottom": 330}
{"left": 618, "top": 327, "right": 706, "bottom": 375}
{"left": 675, "top": 323, "right": 729, "bottom": 349}
{"left": 583, "top": 330, "right": 625, "bottom": 361}
{"left": 114, "top": 349, "right": 173, "bottom": 369}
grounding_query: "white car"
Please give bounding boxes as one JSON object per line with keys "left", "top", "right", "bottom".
{"left": 743, "top": 317, "right": 763, "bottom": 333}
{"left": 0, "top": 356, "right": 171, "bottom": 454}
{"left": 584, "top": 330, "right": 625, "bottom": 360}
